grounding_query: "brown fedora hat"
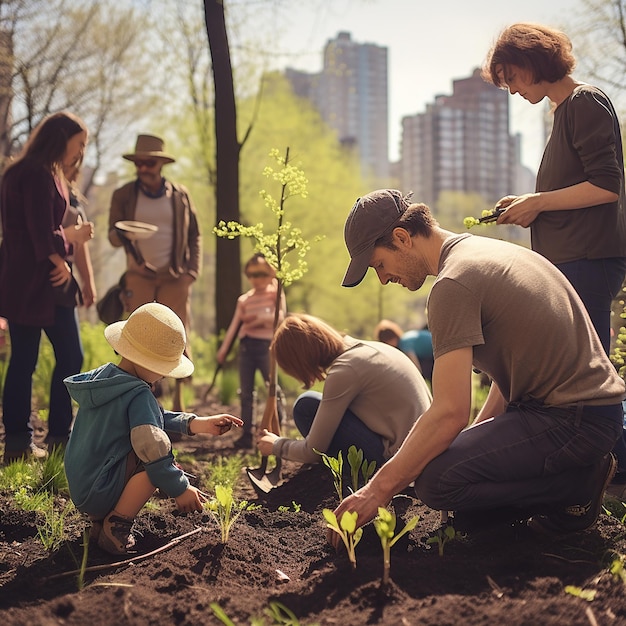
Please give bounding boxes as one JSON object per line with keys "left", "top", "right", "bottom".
{"left": 123, "top": 134, "right": 175, "bottom": 164}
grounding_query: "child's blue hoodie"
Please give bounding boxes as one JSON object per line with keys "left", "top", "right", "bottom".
{"left": 64, "top": 363, "right": 193, "bottom": 518}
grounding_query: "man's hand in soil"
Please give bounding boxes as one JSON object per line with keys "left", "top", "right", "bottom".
{"left": 327, "top": 481, "right": 386, "bottom": 550}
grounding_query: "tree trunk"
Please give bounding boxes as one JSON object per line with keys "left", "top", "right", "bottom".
{"left": 204, "top": 0, "right": 242, "bottom": 335}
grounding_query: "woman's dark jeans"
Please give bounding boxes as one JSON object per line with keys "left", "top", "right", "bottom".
{"left": 2, "top": 306, "right": 83, "bottom": 451}
{"left": 556, "top": 256, "right": 626, "bottom": 473}
{"left": 293, "top": 390, "right": 386, "bottom": 467}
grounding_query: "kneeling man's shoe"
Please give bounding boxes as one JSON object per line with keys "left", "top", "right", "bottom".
{"left": 528, "top": 453, "right": 617, "bottom": 535}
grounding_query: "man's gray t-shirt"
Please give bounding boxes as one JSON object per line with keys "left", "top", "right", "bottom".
{"left": 428, "top": 233, "right": 625, "bottom": 407}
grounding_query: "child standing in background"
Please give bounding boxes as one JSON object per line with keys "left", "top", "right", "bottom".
{"left": 217, "top": 254, "right": 286, "bottom": 448}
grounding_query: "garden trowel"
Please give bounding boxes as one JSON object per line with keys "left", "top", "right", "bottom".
{"left": 246, "top": 353, "right": 283, "bottom": 493}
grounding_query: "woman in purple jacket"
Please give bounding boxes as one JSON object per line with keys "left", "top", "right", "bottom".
{"left": 0, "top": 111, "right": 89, "bottom": 464}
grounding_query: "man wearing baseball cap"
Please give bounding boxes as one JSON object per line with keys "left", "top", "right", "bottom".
{"left": 331, "top": 189, "right": 624, "bottom": 538}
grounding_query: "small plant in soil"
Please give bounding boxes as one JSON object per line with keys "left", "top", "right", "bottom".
{"left": 205, "top": 484, "right": 256, "bottom": 543}
{"left": 277, "top": 501, "right": 302, "bottom": 513}
{"left": 346, "top": 445, "right": 376, "bottom": 493}
{"left": 374, "top": 506, "right": 420, "bottom": 586}
{"left": 315, "top": 449, "right": 343, "bottom": 501}
{"left": 36, "top": 497, "right": 74, "bottom": 551}
{"left": 323, "top": 508, "right": 363, "bottom": 570}
{"left": 426, "top": 524, "right": 462, "bottom": 557}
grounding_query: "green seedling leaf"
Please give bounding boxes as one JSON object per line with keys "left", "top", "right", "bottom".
{"left": 206, "top": 484, "right": 254, "bottom": 543}
{"left": 315, "top": 449, "right": 343, "bottom": 501}
{"left": 374, "top": 506, "right": 419, "bottom": 586}
{"left": 347, "top": 445, "right": 363, "bottom": 493}
{"left": 426, "top": 524, "right": 460, "bottom": 557}
{"left": 362, "top": 459, "right": 376, "bottom": 484}
{"left": 564, "top": 585, "right": 596, "bottom": 601}
{"left": 323, "top": 508, "right": 362, "bottom": 570}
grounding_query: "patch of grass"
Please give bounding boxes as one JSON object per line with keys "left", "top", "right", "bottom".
{"left": 219, "top": 367, "right": 239, "bottom": 405}
{"left": 40, "top": 446, "right": 68, "bottom": 494}
{"left": 13, "top": 486, "right": 54, "bottom": 511}
{"left": 0, "top": 458, "right": 40, "bottom": 492}
{"left": 37, "top": 497, "right": 75, "bottom": 551}
{"left": 203, "top": 455, "right": 246, "bottom": 493}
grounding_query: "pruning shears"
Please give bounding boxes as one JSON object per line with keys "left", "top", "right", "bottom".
{"left": 478, "top": 207, "right": 506, "bottom": 223}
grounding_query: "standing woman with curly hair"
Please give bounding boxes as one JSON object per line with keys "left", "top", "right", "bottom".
{"left": 483, "top": 23, "right": 626, "bottom": 494}
{"left": 0, "top": 111, "right": 90, "bottom": 464}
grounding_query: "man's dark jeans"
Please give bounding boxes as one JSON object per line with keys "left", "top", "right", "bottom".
{"left": 416, "top": 401, "right": 622, "bottom": 513}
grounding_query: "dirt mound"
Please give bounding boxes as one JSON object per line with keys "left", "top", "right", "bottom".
{"left": 1, "top": 405, "right": 626, "bottom": 625}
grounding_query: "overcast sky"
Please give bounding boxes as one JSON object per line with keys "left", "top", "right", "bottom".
{"left": 248, "top": 0, "right": 583, "bottom": 171}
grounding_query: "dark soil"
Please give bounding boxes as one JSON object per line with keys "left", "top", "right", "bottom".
{"left": 1, "top": 393, "right": 626, "bottom": 625}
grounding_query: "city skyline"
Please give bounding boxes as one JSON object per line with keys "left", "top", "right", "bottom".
{"left": 254, "top": 0, "right": 579, "bottom": 172}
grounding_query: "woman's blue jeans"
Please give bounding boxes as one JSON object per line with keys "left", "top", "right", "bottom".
{"left": 556, "top": 257, "right": 626, "bottom": 472}
{"left": 293, "top": 390, "right": 386, "bottom": 467}
{"left": 2, "top": 306, "right": 83, "bottom": 451}
{"left": 416, "top": 401, "right": 622, "bottom": 513}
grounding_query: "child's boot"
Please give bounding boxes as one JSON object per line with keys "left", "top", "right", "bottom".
{"left": 98, "top": 510, "right": 136, "bottom": 555}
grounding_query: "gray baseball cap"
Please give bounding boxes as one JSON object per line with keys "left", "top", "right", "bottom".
{"left": 342, "top": 189, "right": 412, "bottom": 287}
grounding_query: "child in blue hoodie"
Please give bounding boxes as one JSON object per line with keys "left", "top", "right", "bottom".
{"left": 64, "top": 302, "right": 242, "bottom": 555}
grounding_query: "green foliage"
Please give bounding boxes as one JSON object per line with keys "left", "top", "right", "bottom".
{"left": 261, "top": 601, "right": 313, "bottom": 625}
{"left": 277, "top": 501, "right": 302, "bottom": 513}
{"left": 564, "top": 585, "right": 596, "bottom": 601}
{"left": 0, "top": 459, "right": 40, "bottom": 492}
{"left": 611, "top": 287, "right": 626, "bottom": 379}
{"left": 323, "top": 508, "right": 362, "bottom": 570}
{"left": 346, "top": 445, "right": 376, "bottom": 494}
{"left": 210, "top": 603, "right": 236, "bottom": 626}
{"left": 40, "top": 446, "right": 68, "bottom": 494}
{"left": 603, "top": 499, "right": 626, "bottom": 523}
{"left": 2, "top": 451, "right": 77, "bottom": 551}
{"left": 203, "top": 455, "right": 246, "bottom": 493}
{"left": 235, "top": 74, "right": 422, "bottom": 334}
{"left": 608, "top": 552, "right": 626, "bottom": 586}
{"left": 315, "top": 449, "right": 343, "bottom": 502}
{"left": 13, "top": 487, "right": 53, "bottom": 511}
{"left": 2, "top": 447, "right": 69, "bottom": 503}
{"left": 214, "top": 147, "right": 316, "bottom": 288}
{"left": 463, "top": 216, "right": 481, "bottom": 229}
{"left": 205, "top": 484, "right": 256, "bottom": 543}
{"left": 32, "top": 335, "right": 55, "bottom": 411}
{"left": 80, "top": 321, "right": 118, "bottom": 372}
{"left": 211, "top": 601, "right": 317, "bottom": 626}
{"left": 426, "top": 524, "right": 462, "bottom": 557}
{"left": 374, "top": 506, "right": 420, "bottom": 586}
{"left": 218, "top": 367, "right": 239, "bottom": 405}
{"left": 37, "top": 498, "right": 75, "bottom": 551}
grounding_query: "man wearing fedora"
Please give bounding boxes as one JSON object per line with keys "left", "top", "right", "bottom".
{"left": 108, "top": 134, "right": 201, "bottom": 413}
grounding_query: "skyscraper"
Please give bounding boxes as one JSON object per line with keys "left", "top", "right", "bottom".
{"left": 400, "top": 68, "right": 530, "bottom": 210}
{"left": 286, "top": 32, "right": 389, "bottom": 179}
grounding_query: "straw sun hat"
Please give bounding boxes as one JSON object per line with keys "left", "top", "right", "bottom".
{"left": 104, "top": 303, "right": 194, "bottom": 378}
